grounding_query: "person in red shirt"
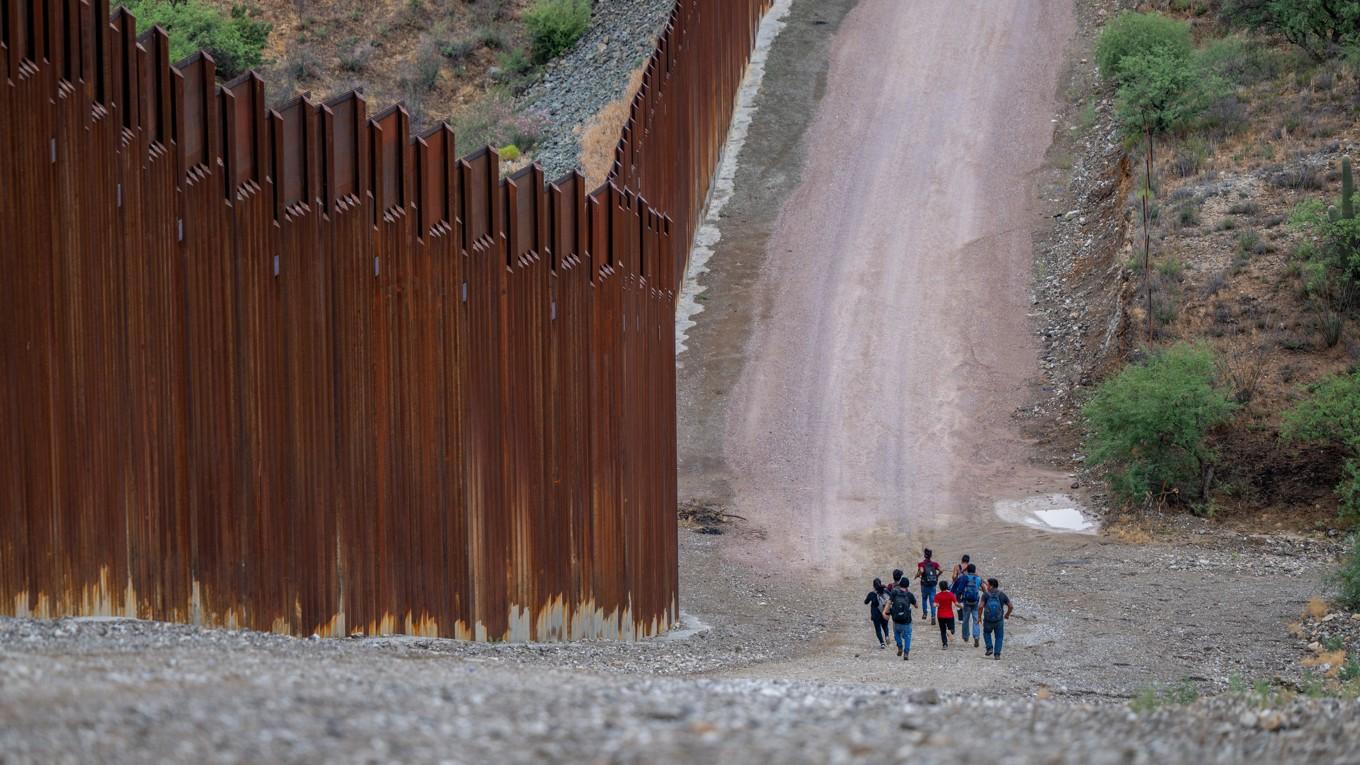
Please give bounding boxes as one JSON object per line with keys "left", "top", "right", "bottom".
{"left": 934, "top": 579, "right": 959, "bottom": 648}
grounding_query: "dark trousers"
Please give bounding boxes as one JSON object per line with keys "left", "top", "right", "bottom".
{"left": 872, "top": 617, "right": 890, "bottom": 645}
{"left": 938, "top": 616, "right": 955, "bottom": 645}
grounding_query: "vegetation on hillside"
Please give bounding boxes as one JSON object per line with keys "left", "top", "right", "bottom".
{"left": 1082, "top": 2, "right": 1360, "bottom": 526}
{"left": 121, "top": 0, "right": 270, "bottom": 79}
{"left": 1084, "top": 343, "right": 1237, "bottom": 509}
{"left": 1097, "top": 12, "right": 1232, "bottom": 139}
{"left": 524, "top": 0, "right": 592, "bottom": 64}
{"left": 119, "top": 0, "right": 592, "bottom": 163}
{"left": 1340, "top": 534, "right": 1360, "bottom": 608}
{"left": 1221, "top": 0, "right": 1360, "bottom": 60}
{"left": 1282, "top": 368, "right": 1360, "bottom": 518}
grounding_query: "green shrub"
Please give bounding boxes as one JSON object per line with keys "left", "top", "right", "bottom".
{"left": 441, "top": 37, "right": 478, "bottom": 63}
{"left": 1097, "top": 13, "right": 1235, "bottom": 139}
{"left": 1282, "top": 369, "right": 1360, "bottom": 519}
{"left": 1199, "top": 33, "right": 1287, "bottom": 85}
{"left": 1222, "top": 0, "right": 1360, "bottom": 60}
{"left": 1338, "top": 534, "right": 1360, "bottom": 608}
{"left": 1128, "top": 679, "right": 1201, "bottom": 713}
{"left": 477, "top": 26, "right": 510, "bottom": 51}
{"left": 452, "top": 93, "right": 547, "bottom": 154}
{"left": 497, "top": 48, "right": 534, "bottom": 76}
{"left": 1114, "top": 49, "right": 1222, "bottom": 139}
{"left": 120, "top": 1, "right": 270, "bottom": 80}
{"left": 1096, "top": 11, "right": 1195, "bottom": 84}
{"left": 1084, "top": 343, "right": 1238, "bottom": 504}
{"left": 524, "top": 0, "right": 591, "bottom": 65}
{"left": 1157, "top": 257, "right": 1186, "bottom": 281}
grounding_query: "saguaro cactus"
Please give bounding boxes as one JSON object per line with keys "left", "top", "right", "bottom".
{"left": 1342, "top": 156, "right": 1354, "bottom": 221}
{"left": 1327, "top": 157, "right": 1354, "bottom": 223}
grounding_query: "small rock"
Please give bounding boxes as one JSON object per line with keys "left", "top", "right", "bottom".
{"left": 909, "top": 689, "right": 940, "bottom": 705}
{"left": 1238, "top": 711, "right": 1258, "bottom": 729}
{"left": 1259, "top": 712, "right": 1287, "bottom": 732}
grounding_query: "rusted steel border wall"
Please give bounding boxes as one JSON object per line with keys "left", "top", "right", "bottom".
{"left": 0, "top": 0, "right": 767, "bottom": 640}
{"left": 610, "top": 0, "right": 772, "bottom": 286}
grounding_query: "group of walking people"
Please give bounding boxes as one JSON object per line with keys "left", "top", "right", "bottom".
{"left": 863, "top": 548, "right": 1012, "bottom": 662}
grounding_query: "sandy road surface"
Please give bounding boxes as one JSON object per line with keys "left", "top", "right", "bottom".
{"left": 678, "top": 0, "right": 1323, "bottom": 698}
{"left": 684, "top": 0, "right": 1076, "bottom": 570}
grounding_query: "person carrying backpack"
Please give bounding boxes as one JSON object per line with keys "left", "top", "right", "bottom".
{"left": 884, "top": 576, "right": 917, "bottom": 660}
{"left": 957, "top": 563, "right": 982, "bottom": 648}
{"left": 934, "top": 579, "right": 958, "bottom": 649}
{"left": 864, "top": 578, "right": 891, "bottom": 649}
{"left": 951, "top": 554, "right": 972, "bottom": 582}
{"left": 979, "top": 578, "right": 1013, "bottom": 660}
{"left": 915, "top": 549, "right": 941, "bottom": 625}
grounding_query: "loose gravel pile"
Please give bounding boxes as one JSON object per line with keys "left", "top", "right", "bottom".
{"left": 519, "top": 0, "right": 677, "bottom": 180}
{"left": 2, "top": 525, "right": 1351, "bottom": 764}
{"left": 3, "top": 614, "right": 1359, "bottom": 765}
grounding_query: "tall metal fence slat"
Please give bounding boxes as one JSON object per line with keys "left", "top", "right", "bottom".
{"left": 0, "top": 0, "right": 770, "bottom": 639}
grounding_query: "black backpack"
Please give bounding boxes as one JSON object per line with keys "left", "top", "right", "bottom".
{"left": 890, "top": 592, "right": 913, "bottom": 624}
{"left": 921, "top": 562, "right": 939, "bottom": 586}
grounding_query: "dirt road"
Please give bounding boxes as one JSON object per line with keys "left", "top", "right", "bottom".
{"left": 679, "top": 0, "right": 1077, "bottom": 571}
{"left": 678, "top": 0, "right": 1324, "bottom": 698}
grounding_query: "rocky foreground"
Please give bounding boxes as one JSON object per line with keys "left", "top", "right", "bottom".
{"left": 1, "top": 616, "right": 1358, "bottom": 765}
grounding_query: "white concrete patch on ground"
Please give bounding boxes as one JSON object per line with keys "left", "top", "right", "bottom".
{"left": 675, "top": 0, "right": 794, "bottom": 357}
{"left": 657, "top": 611, "right": 713, "bottom": 641}
{"left": 994, "top": 494, "right": 1098, "bottom": 534}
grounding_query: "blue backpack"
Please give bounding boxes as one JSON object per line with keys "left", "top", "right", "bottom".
{"left": 984, "top": 591, "right": 1006, "bottom": 622}
{"left": 961, "top": 574, "right": 981, "bottom": 604}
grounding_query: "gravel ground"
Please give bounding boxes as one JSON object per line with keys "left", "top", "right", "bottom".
{"left": 518, "top": 0, "right": 676, "bottom": 180}
{"left": 3, "top": 605, "right": 1359, "bottom": 765}
{"left": 0, "top": 525, "right": 1351, "bottom": 764}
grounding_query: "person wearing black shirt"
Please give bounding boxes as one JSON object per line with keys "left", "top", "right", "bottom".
{"left": 864, "top": 578, "right": 891, "bottom": 648}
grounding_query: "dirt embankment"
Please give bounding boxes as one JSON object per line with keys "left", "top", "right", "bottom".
{"left": 200, "top": 0, "right": 669, "bottom": 178}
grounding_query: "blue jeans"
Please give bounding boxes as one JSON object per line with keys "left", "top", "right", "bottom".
{"left": 921, "top": 584, "right": 937, "bottom": 618}
{"left": 960, "top": 602, "right": 980, "bottom": 639}
{"left": 983, "top": 620, "right": 1005, "bottom": 656}
{"left": 893, "top": 621, "right": 913, "bottom": 654}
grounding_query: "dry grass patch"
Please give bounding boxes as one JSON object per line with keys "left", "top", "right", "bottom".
{"left": 578, "top": 66, "right": 646, "bottom": 188}
{"left": 1106, "top": 517, "right": 1160, "bottom": 544}
{"left": 1305, "top": 596, "right": 1329, "bottom": 619}
{"left": 1303, "top": 649, "right": 1347, "bottom": 677}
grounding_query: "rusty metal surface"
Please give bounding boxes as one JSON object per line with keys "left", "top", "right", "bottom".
{"left": 0, "top": 0, "right": 767, "bottom": 640}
